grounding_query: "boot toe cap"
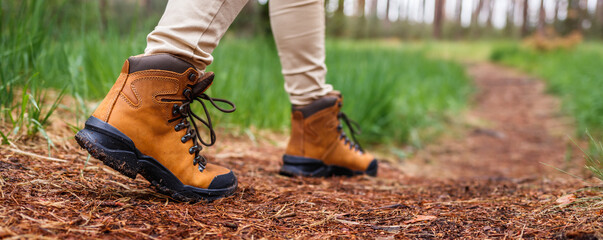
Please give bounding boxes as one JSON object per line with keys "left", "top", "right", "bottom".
{"left": 208, "top": 170, "right": 237, "bottom": 189}
{"left": 365, "top": 159, "right": 378, "bottom": 176}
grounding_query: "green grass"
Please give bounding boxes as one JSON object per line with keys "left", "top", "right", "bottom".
{"left": 491, "top": 43, "right": 603, "bottom": 138}
{"left": 205, "top": 38, "right": 473, "bottom": 145}
{"left": 1, "top": 1, "right": 473, "bottom": 147}
{"left": 0, "top": 0, "right": 155, "bottom": 142}
{"left": 0, "top": 0, "right": 69, "bottom": 142}
{"left": 585, "top": 132, "right": 603, "bottom": 182}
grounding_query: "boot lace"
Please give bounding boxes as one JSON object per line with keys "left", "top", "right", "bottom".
{"left": 168, "top": 83, "right": 235, "bottom": 173}
{"left": 337, "top": 111, "right": 364, "bottom": 153}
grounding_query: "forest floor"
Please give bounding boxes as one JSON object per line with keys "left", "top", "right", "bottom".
{"left": 1, "top": 63, "right": 602, "bottom": 239}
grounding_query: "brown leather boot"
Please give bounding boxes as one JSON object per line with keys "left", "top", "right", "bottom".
{"left": 75, "top": 54, "right": 237, "bottom": 202}
{"left": 281, "top": 93, "right": 378, "bottom": 177}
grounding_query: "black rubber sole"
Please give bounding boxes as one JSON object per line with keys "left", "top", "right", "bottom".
{"left": 280, "top": 155, "right": 378, "bottom": 177}
{"left": 75, "top": 116, "right": 237, "bottom": 202}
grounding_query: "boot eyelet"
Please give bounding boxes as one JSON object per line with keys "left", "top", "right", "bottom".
{"left": 189, "top": 146, "right": 197, "bottom": 154}
{"left": 175, "top": 123, "right": 184, "bottom": 131}
{"left": 172, "top": 104, "right": 180, "bottom": 116}
{"left": 183, "top": 88, "right": 192, "bottom": 97}
{"left": 179, "top": 105, "right": 189, "bottom": 116}
{"left": 188, "top": 73, "right": 197, "bottom": 81}
{"left": 197, "top": 163, "right": 206, "bottom": 172}
{"left": 194, "top": 155, "right": 207, "bottom": 166}
{"left": 200, "top": 156, "right": 207, "bottom": 165}
{"left": 181, "top": 135, "right": 189, "bottom": 143}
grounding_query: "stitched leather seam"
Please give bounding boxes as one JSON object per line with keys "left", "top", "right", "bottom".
{"left": 119, "top": 93, "right": 140, "bottom": 109}
{"left": 129, "top": 68, "right": 191, "bottom": 78}
{"left": 105, "top": 73, "right": 128, "bottom": 122}
{"left": 320, "top": 139, "right": 340, "bottom": 164}
{"left": 120, "top": 76, "right": 180, "bottom": 109}
{"left": 151, "top": 69, "right": 191, "bottom": 104}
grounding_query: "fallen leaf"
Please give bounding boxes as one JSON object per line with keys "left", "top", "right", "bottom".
{"left": 404, "top": 215, "right": 437, "bottom": 224}
{"left": 555, "top": 194, "right": 576, "bottom": 206}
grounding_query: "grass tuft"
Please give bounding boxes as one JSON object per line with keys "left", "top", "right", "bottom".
{"left": 585, "top": 132, "right": 603, "bottom": 182}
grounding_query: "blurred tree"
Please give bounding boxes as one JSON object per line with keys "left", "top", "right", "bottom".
{"left": 485, "top": 0, "right": 494, "bottom": 28}
{"left": 598, "top": 0, "right": 603, "bottom": 37}
{"left": 385, "top": 0, "right": 391, "bottom": 21}
{"left": 504, "top": 0, "right": 516, "bottom": 37}
{"left": 433, "top": 0, "right": 445, "bottom": 39}
{"left": 553, "top": 0, "right": 559, "bottom": 21}
{"left": 370, "top": 0, "right": 378, "bottom": 17}
{"left": 563, "top": 0, "right": 582, "bottom": 35}
{"left": 357, "top": 0, "right": 366, "bottom": 16}
{"left": 538, "top": 0, "right": 546, "bottom": 36}
{"left": 331, "top": 0, "right": 347, "bottom": 36}
{"left": 472, "top": 0, "right": 485, "bottom": 27}
{"left": 230, "top": 0, "right": 271, "bottom": 37}
{"left": 455, "top": 0, "right": 462, "bottom": 24}
{"left": 100, "top": 0, "right": 108, "bottom": 32}
{"left": 521, "top": 0, "right": 529, "bottom": 37}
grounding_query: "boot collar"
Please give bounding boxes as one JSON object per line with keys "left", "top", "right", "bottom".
{"left": 292, "top": 96, "right": 339, "bottom": 118}
{"left": 127, "top": 54, "right": 195, "bottom": 74}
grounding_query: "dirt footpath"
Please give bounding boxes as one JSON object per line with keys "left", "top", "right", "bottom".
{"left": 1, "top": 63, "right": 601, "bottom": 239}
{"left": 406, "top": 62, "right": 584, "bottom": 180}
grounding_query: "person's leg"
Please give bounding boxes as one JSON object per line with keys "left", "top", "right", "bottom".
{"left": 269, "top": 0, "right": 377, "bottom": 177}
{"left": 76, "top": 0, "right": 248, "bottom": 202}
{"left": 269, "top": 0, "right": 333, "bottom": 106}
{"left": 146, "top": 0, "right": 248, "bottom": 71}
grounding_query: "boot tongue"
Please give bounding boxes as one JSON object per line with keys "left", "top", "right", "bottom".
{"left": 191, "top": 72, "right": 214, "bottom": 96}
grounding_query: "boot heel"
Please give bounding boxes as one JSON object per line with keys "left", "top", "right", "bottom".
{"left": 280, "top": 155, "right": 331, "bottom": 177}
{"left": 75, "top": 117, "right": 141, "bottom": 179}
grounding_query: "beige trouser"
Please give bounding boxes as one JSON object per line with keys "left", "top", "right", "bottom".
{"left": 145, "top": 0, "right": 333, "bottom": 105}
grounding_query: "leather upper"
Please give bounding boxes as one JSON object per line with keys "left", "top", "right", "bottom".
{"left": 285, "top": 95, "right": 374, "bottom": 171}
{"left": 92, "top": 54, "right": 230, "bottom": 189}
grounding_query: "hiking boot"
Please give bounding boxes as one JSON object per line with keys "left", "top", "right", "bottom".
{"left": 75, "top": 54, "right": 237, "bottom": 202}
{"left": 280, "top": 93, "right": 378, "bottom": 177}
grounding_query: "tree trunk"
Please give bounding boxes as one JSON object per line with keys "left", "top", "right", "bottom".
{"left": 385, "top": 0, "right": 390, "bottom": 21}
{"left": 554, "top": 0, "right": 559, "bottom": 22}
{"left": 505, "top": 0, "right": 515, "bottom": 36}
{"left": 337, "top": 0, "right": 345, "bottom": 16}
{"left": 472, "top": 0, "right": 484, "bottom": 27}
{"left": 370, "top": 0, "right": 378, "bottom": 17}
{"left": 565, "top": 0, "right": 581, "bottom": 33}
{"left": 357, "top": 0, "right": 366, "bottom": 17}
{"left": 333, "top": 0, "right": 346, "bottom": 36}
{"left": 598, "top": 0, "right": 603, "bottom": 37}
{"left": 433, "top": 0, "right": 445, "bottom": 39}
{"left": 521, "top": 0, "right": 529, "bottom": 37}
{"left": 455, "top": 0, "right": 462, "bottom": 25}
{"left": 99, "top": 0, "right": 108, "bottom": 33}
{"left": 485, "top": 0, "right": 494, "bottom": 28}
{"left": 538, "top": 0, "right": 546, "bottom": 36}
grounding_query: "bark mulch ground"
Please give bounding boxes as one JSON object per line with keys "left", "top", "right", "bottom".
{"left": 1, "top": 63, "right": 602, "bottom": 239}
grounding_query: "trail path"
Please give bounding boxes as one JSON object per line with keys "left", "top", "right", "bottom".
{"left": 0, "top": 63, "right": 601, "bottom": 239}
{"left": 406, "top": 62, "right": 580, "bottom": 180}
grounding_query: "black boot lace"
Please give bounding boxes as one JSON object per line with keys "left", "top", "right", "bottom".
{"left": 337, "top": 111, "right": 364, "bottom": 153}
{"left": 168, "top": 83, "right": 235, "bottom": 173}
